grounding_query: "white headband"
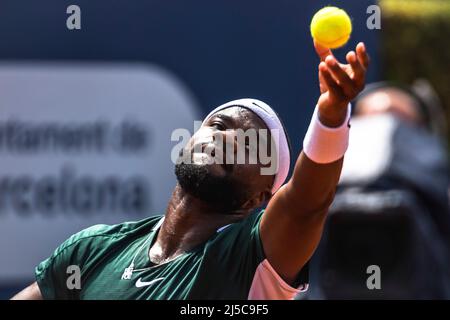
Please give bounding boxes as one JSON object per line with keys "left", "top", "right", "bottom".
{"left": 202, "top": 98, "right": 291, "bottom": 194}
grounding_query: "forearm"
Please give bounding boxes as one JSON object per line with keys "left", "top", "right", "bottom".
{"left": 287, "top": 103, "right": 350, "bottom": 216}
{"left": 287, "top": 152, "right": 343, "bottom": 218}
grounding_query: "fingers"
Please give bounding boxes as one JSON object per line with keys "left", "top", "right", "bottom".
{"left": 346, "top": 51, "right": 363, "bottom": 76}
{"left": 318, "top": 69, "right": 327, "bottom": 94}
{"left": 314, "top": 40, "right": 333, "bottom": 62}
{"left": 325, "top": 55, "right": 356, "bottom": 97}
{"left": 346, "top": 51, "right": 365, "bottom": 87}
{"left": 348, "top": 42, "right": 369, "bottom": 91}
{"left": 356, "top": 42, "right": 370, "bottom": 69}
{"left": 317, "top": 41, "right": 370, "bottom": 102}
{"left": 319, "top": 62, "right": 344, "bottom": 99}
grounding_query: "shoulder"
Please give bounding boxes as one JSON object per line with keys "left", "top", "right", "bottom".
{"left": 37, "top": 215, "right": 163, "bottom": 274}
{"left": 35, "top": 215, "right": 163, "bottom": 299}
{"left": 65, "top": 216, "right": 160, "bottom": 247}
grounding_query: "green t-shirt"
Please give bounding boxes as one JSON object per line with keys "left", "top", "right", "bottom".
{"left": 35, "top": 210, "right": 307, "bottom": 300}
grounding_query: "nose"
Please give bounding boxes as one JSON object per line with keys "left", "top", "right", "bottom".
{"left": 200, "top": 129, "right": 237, "bottom": 164}
{"left": 221, "top": 130, "right": 238, "bottom": 155}
{"left": 191, "top": 127, "right": 214, "bottom": 150}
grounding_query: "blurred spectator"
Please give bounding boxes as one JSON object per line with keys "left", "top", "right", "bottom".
{"left": 342, "top": 81, "right": 450, "bottom": 240}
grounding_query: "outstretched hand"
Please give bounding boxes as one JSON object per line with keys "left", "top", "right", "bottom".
{"left": 314, "top": 41, "right": 370, "bottom": 127}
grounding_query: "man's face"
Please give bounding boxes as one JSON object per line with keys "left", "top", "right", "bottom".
{"left": 175, "top": 106, "right": 275, "bottom": 213}
{"left": 355, "top": 88, "right": 423, "bottom": 126}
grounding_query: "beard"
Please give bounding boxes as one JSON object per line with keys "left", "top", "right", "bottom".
{"left": 174, "top": 162, "right": 249, "bottom": 213}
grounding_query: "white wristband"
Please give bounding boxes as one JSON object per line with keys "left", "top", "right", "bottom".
{"left": 303, "top": 104, "right": 351, "bottom": 164}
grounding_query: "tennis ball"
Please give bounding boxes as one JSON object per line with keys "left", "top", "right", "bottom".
{"left": 310, "top": 6, "right": 352, "bottom": 49}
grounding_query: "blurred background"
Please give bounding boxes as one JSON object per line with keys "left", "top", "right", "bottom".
{"left": 0, "top": 0, "right": 448, "bottom": 299}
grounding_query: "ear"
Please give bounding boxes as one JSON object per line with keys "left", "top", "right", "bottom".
{"left": 241, "top": 188, "right": 272, "bottom": 211}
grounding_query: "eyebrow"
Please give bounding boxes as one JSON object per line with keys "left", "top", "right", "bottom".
{"left": 209, "top": 110, "right": 269, "bottom": 134}
{"left": 209, "top": 113, "right": 236, "bottom": 126}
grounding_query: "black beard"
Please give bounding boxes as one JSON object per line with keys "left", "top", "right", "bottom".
{"left": 174, "top": 162, "right": 248, "bottom": 213}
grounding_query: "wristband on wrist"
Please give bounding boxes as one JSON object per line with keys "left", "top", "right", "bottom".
{"left": 303, "top": 104, "right": 351, "bottom": 164}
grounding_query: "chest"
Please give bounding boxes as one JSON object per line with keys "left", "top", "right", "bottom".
{"left": 79, "top": 254, "right": 204, "bottom": 299}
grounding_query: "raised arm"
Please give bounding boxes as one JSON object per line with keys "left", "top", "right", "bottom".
{"left": 260, "top": 41, "right": 370, "bottom": 284}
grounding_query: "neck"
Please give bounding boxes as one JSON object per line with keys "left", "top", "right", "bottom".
{"left": 149, "top": 184, "right": 246, "bottom": 264}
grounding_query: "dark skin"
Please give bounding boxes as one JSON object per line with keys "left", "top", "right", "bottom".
{"left": 12, "top": 41, "right": 369, "bottom": 299}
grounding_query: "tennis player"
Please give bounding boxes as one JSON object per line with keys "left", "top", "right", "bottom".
{"left": 12, "top": 41, "right": 369, "bottom": 300}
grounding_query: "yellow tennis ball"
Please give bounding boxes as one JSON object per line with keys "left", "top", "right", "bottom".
{"left": 310, "top": 6, "right": 352, "bottom": 49}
